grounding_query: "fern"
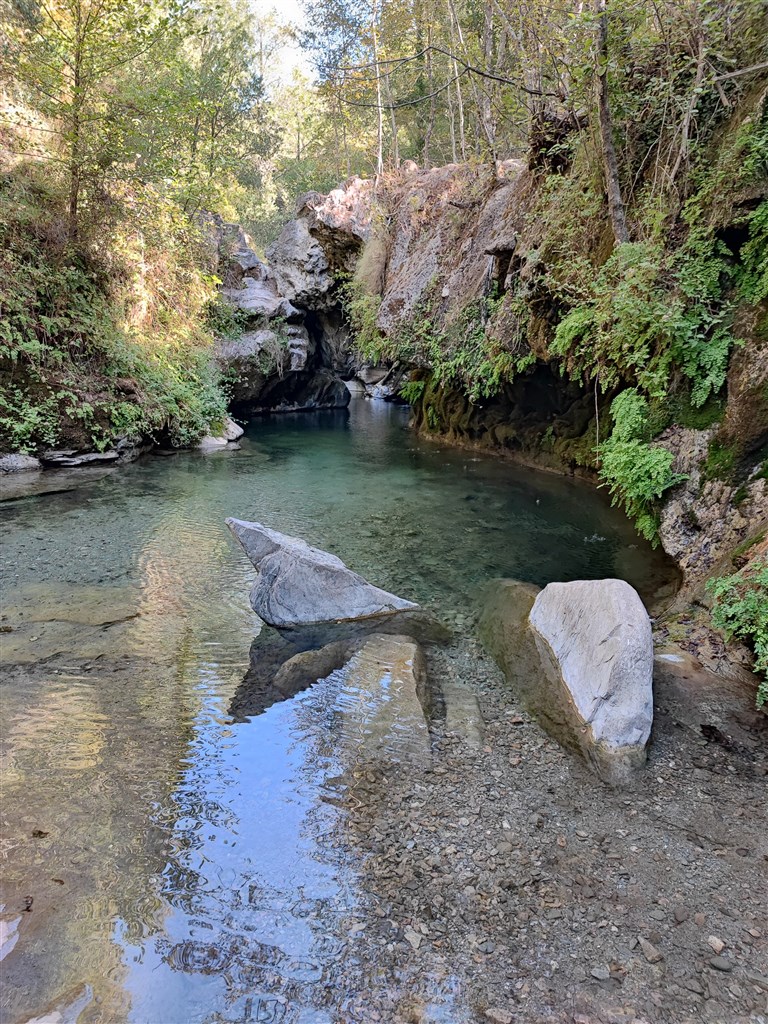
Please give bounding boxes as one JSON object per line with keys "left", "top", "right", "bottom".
{"left": 598, "top": 390, "right": 687, "bottom": 545}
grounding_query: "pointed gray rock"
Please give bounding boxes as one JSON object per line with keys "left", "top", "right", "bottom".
{"left": 227, "top": 518, "right": 418, "bottom": 627}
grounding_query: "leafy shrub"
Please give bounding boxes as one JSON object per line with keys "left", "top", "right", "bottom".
{"left": 708, "top": 558, "right": 768, "bottom": 708}
{"left": 552, "top": 239, "right": 735, "bottom": 407}
{"left": 0, "top": 166, "right": 229, "bottom": 452}
{"left": 399, "top": 378, "right": 426, "bottom": 404}
{"left": 598, "top": 391, "right": 687, "bottom": 545}
{"left": 735, "top": 200, "right": 768, "bottom": 303}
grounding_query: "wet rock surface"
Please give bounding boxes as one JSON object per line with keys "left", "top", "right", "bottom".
{"left": 332, "top": 634, "right": 432, "bottom": 766}
{"left": 0, "top": 454, "right": 42, "bottom": 473}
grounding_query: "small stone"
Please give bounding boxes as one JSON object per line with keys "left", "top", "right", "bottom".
{"left": 694, "top": 913, "right": 706, "bottom": 927}
{"left": 674, "top": 907, "right": 690, "bottom": 924}
{"left": 707, "top": 935, "right": 725, "bottom": 954}
{"left": 681, "top": 978, "right": 705, "bottom": 995}
{"left": 591, "top": 965, "right": 611, "bottom": 981}
{"left": 649, "top": 909, "right": 666, "bottom": 922}
{"left": 485, "top": 1010, "right": 513, "bottom": 1024}
{"left": 403, "top": 926, "right": 422, "bottom": 950}
{"left": 639, "top": 937, "right": 664, "bottom": 963}
{"left": 708, "top": 956, "right": 732, "bottom": 972}
{"left": 745, "top": 970, "right": 768, "bottom": 991}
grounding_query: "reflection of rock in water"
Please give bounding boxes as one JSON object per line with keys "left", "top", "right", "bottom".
{"left": 229, "top": 610, "right": 449, "bottom": 722}
{"left": 332, "top": 634, "right": 432, "bottom": 766}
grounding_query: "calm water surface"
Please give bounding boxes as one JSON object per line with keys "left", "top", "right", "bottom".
{"left": 0, "top": 401, "right": 672, "bottom": 1023}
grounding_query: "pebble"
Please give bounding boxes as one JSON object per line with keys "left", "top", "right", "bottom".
{"left": 591, "top": 965, "right": 611, "bottom": 981}
{"left": 639, "top": 938, "right": 664, "bottom": 963}
{"left": 682, "top": 977, "right": 705, "bottom": 995}
{"left": 708, "top": 956, "right": 733, "bottom": 972}
{"left": 707, "top": 935, "right": 725, "bottom": 954}
{"left": 485, "top": 1010, "right": 513, "bottom": 1024}
{"left": 674, "top": 906, "right": 690, "bottom": 924}
{"left": 745, "top": 970, "right": 768, "bottom": 991}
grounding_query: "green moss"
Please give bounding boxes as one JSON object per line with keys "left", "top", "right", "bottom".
{"left": 703, "top": 438, "right": 738, "bottom": 481}
{"left": 732, "top": 531, "right": 766, "bottom": 565}
{"left": 668, "top": 391, "right": 725, "bottom": 431}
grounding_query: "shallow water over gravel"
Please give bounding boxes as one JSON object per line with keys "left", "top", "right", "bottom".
{"left": 0, "top": 400, "right": 675, "bottom": 1023}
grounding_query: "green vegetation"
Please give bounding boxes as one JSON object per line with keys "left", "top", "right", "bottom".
{"left": 598, "top": 391, "right": 687, "bottom": 545}
{"left": 0, "top": 165, "right": 228, "bottom": 452}
{"left": 708, "top": 558, "right": 768, "bottom": 708}
{"left": 1, "top": 0, "right": 282, "bottom": 452}
{"left": 350, "top": 282, "right": 533, "bottom": 404}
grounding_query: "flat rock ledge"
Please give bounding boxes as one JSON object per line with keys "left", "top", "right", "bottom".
{"left": 227, "top": 518, "right": 418, "bottom": 627}
{"left": 480, "top": 578, "right": 653, "bottom": 786}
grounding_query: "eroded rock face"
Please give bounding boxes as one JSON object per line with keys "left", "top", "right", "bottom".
{"left": 657, "top": 425, "right": 768, "bottom": 598}
{"left": 222, "top": 274, "right": 303, "bottom": 323}
{"left": 265, "top": 216, "right": 336, "bottom": 310}
{"left": 264, "top": 180, "right": 373, "bottom": 313}
{"left": 217, "top": 326, "right": 312, "bottom": 404}
{"left": 227, "top": 518, "right": 418, "bottom": 627}
{"left": 480, "top": 578, "right": 654, "bottom": 786}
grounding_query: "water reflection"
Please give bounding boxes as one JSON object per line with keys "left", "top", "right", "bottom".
{"left": 0, "top": 399, "right": 676, "bottom": 1022}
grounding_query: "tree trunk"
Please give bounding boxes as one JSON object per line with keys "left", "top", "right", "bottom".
{"left": 371, "top": 0, "right": 384, "bottom": 176}
{"left": 385, "top": 71, "right": 399, "bottom": 167}
{"left": 447, "top": 7, "right": 466, "bottom": 160}
{"left": 68, "top": 0, "right": 84, "bottom": 240}
{"left": 424, "top": 26, "right": 436, "bottom": 167}
{"left": 594, "top": 0, "right": 629, "bottom": 245}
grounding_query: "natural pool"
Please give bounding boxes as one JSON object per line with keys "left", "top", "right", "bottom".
{"left": 0, "top": 400, "right": 675, "bottom": 1023}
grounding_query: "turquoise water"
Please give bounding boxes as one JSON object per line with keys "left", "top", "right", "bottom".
{"left": 0, "top": 400, "right": 673, "bottom": 1023}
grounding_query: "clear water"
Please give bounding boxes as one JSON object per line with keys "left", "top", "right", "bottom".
{"left": 0, "top": 400, "right": 673, "bottom": 1023}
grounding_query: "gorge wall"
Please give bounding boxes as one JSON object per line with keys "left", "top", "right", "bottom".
{"left": 247, "top": 159, "right": 766, "bottom": 606}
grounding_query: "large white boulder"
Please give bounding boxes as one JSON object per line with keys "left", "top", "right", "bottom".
{"left": 528, "top": 579, "right": 654, "bottom": 784}
{"left": 227, "top": 519, "right": 418, "bottom": 627}
{"left": 480, "top": 577, "right": 654, "bottom": 786}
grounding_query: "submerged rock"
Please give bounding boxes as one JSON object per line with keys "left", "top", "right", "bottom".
{"left": 197, "top": 435, "right": 229, "bottom": 451}
{"left": 227, "top": 518, "right": 418, "bottom": 627}
{"left": 480, "top": 578, "right": 653, "bottom": 785}
{"left": 334, "top": 634, "right": 431, "bottom": 765}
